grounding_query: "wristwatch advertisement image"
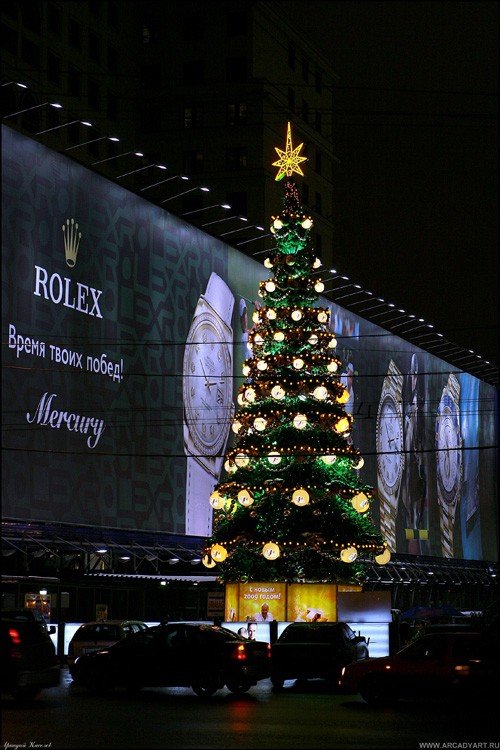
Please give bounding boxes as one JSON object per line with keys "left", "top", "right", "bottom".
{"left": 436, "top": 372, "right": 463, "bottom": 557}
{"left": 183, "top": 272, "right": 235, "bottom": 536}
{"left": 376, "top": 359, "right": 405, "bottom": 552}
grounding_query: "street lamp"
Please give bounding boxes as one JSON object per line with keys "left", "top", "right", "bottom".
{"left": 91, "top": 149, "right": 144, "bottom": 166}
{"left": 116, "top": 163, "right": 167, "bottom": 179}
{"left": 3, "top": 101, "right": 62, "bottom": 119}
{"left": 65, "top": 135, "right": 119, "bottom": 151}
{"left": 161, "top": 186, "right": 210, "bottom": 204}
{"left": 140, "top": 174, "right": 189, "bottom": 192}
{"left": 36, "top": 119, "right": 92, "bottom": 135}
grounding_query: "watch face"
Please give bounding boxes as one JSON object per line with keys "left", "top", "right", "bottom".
{"left": 183, "top": 311, "right": 232, "bottom": 456}
{"left": 376, "top": 394, "right": 404, "bottom": 494}
{"left": 436, "top": 394, "right": 462, "bottom": 504}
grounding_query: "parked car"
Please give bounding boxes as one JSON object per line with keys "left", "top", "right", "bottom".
{"left": 72, "top": 622, "right": 271, "bottom": 696}
{"left": 339, "top": 630, "right": 492, "bottom": 706}
{"left": 1, "top": 609, "right": 60, "bottom": 702}
{"left": 270, "top": 622, "right": 369, "bottom": 689}
{"left": 68, "top": 619, "right": 148, "bottom": 679}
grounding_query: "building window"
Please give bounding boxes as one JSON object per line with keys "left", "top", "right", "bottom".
{"left": 21, "top": 37, "right": 40, "bottom": 67}
{"left": 227, "top": 101, "right": 247, "bottom": 125}
{"left": 315, "top": 148, "right": 322, "bottom": 176}
{"left": 315, "top": 110, "right": 322, "bottom": 134}
{"left": 1, "top": 23, "right": 17, "bottom": 55}
{"left": 226, "top": 191, "right": 247, "bottom": 217}
{"left": 315, "top": 66, "right": 323, "bottom": 94}
{"left": 302, "top": 182, "right": 309, "bottom": 207}
{"left": 88, "top": 31, "right": 101, "bottom": 63}
{"left": 88, "top": 78, "right": 101, "bottom": 110}
{"left": 47, "top": 3, "right": 61, "bottom": 34}
{"left": 183, "top": 60, "right": 204, "bottom": 84}
{"left": 107, "top": 91, "right": 118, "bottom": 121}
{"left": 315, "top": 191, "right": 322, "bottom": 214}
{"left": 226, "top": 57, "right": 247, "bottom": 83}
{"left": 107, "top": 2, "right": 119, "bottom": 29}
{"left": 301, "top": 99, "right": 309, "bottom": 124}
{"left": 184, "top": 105, "right": 202, "bottom": 129}
{"left": 183, "top": 150, "right": 204, "bottom": 174}
{"left": 227, "top": 10, "right": 247, "bottom": 36}
{"left": 68, "top": 65, "right": 82, "bottom": 97}
{"left": 288, "top": 43, "right": 295, "bottom": 70}
{"left": 183, "top": 16, "right": 203, "bottom": 41}
{"left": 141, "top": 106, "right": 162, "bottom": 133}
{"left": 140, "top": 64, "right": 161, "bottom": 88}
{"left": 22, "top": 1, "right": 41, "bottom": 34}
{"left": 302, "top": 56, "right": 309, "bottom": 83}
{"left": 226, "top": 147, "right": 247, "bottom": 170}
{"left": 315, "top": 232, "right": 322, "bottom": 257}
{"left": 287, "top": 87, "right": 295, "bottom": 114}
{"left": 47, "top": 51, "right": 61, "bottom": 85}
{"left": 108, "top": 45, "right": 118, "bottom": 74}
{"left": 68, "top": 18, "right": 81, "bottom": 49}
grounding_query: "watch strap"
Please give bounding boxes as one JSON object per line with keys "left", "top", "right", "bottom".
{"left": 186, "top": 456, "right": 217, "bottom": 536}
{"left": 379, "top": 497, "right": 397, "bottom": 552}
{"left": 440, "top": 503, "right": 455, "bottom": 558}
{"left": 204, "top": 272, "right": 235, "bottom": 322}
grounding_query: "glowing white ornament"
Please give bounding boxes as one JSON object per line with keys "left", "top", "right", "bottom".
{"left": 266, "top": 308, "right": 277, "bottom": 320}
{"left": 242, "top": 364, "right": 251, "bottom": 377}
{"left": 293, "top": 358, "right": 304, "bottom": 369}
{"left": 254, "top": 333, "right": 264, "bottom": 346}
{"left": 253, "top": 417, "right": 267, "bottom": 431}
{"left": 232, "top": 420, "right": 242, "bottom": 434}
{"left": 317, "top": 311, "right": 328, "bottom": 323}
{"left": 292, "top": 488, "right": 310, "bottom": 506}
{"left": 245, "top": 387, "right": 256, "bottom": 402}
{"left": 273, "top": 218, "right": 283, "bottom": 229}
{"left": 265, "top": 280, "right": 276, "bottom": 292}
{"left": 267, "top": 451, "right": 281, "bottom": 465}
{"left": 237, "top": 489, "right": 254, "bottom": 507}
{"left": 327, "top": 361, "right": 338, "bottom": 373}
{"left": 209, "top": 491, "right": 226, "bottom": 510}
{"left": 313, "top": 386, "right": 328, "bottom": 400}
{"left": 202, "top": 554, "right": 216, "bottom": 569}
{"left": 313, "top": 257, "right": 322, "bottom": 269}
{"left": 235, "top": 453, "right": 250, "bottom": 468}
{"left": 328, "top": 337, "right": 337, "bottom": 348}
{"left": 321, "top": 454, "right": 336, "bottom": 465}
{"left": 301, "top": 218, "right": 313, "bottom": 229}
{"left": 308, "top": 334, "right": 319, "bottom": 346}
{"left": 252, "top": 311, "right": 260, "bottom": 324}
{"left": 271, "top": 385, "right": 285, "bottom": 400}
{"left": 314, "top": 281, "right": 325, "bottom": 293}
{"left": 256, "top": 359, "right": 268, "bottom": 371}
{"left": 352, "top": 457, "right": 365, "bottom": 470}
{"left": 293, "top": 413, "right": 307, "bottom": 429}
{"left": 274, "top": 331, "right": 285, "bottom": 342}
{"left": 264, "top": 257, "right": 273, "bottom": 269}
{"left": 291, "top": 309, "right": 302, "bottom": 321}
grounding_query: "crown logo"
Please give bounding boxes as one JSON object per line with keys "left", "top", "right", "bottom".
{"left": 62, "top": 218, "right": 81, "bottom": 267}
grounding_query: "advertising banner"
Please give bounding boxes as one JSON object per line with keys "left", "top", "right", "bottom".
{"left": 2, "top": 126, "right": 497, "bottom": 562}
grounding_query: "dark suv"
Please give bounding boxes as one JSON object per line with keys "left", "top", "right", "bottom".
{"left": 1, "top": 609, "right": 60, "bottom": 701}
{"left": 271, "top": 621, "right": 369, "bottom": 689}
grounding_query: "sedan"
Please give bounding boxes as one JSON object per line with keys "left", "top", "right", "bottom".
{"left": 271, "top": 622, "right": 369, "bottom": 689}
{"left": 339, "top": 631, "right": 492, "bottom": 706}
{"left": 72, "top": 622, "right": 271, "bottom": 697}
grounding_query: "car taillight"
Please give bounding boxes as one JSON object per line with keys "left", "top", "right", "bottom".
{"left": 232, "top": 643, "right": 248, "bottom": 662}
{"left": 9, "top": 628, "right": 21, "bottom": 645}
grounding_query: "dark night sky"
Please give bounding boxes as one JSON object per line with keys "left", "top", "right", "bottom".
{"left": 278, "top": 1, "right": 498, "bottom": 373}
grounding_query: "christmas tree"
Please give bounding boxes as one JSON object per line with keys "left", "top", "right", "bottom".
{"left": 203, "top": 123, "right": 389, "bottom": 583}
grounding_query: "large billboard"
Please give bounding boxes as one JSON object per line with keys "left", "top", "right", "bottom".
{"left": 2, "top": 126, "right": 497, "bottom": 561}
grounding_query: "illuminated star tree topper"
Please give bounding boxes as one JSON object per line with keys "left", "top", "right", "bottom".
{"left": 272, "top": 121, "right": 308, "bottom": 181}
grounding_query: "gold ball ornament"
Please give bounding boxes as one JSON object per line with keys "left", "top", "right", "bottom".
{"left": 210, "top": 544, "right": 228, "bottom": 562}
{"left": 375, "top": 547, "right": 391, "bottom": 565}
{"left": 262, "top": 542, "right": 280, "bottom": 559}
{"left": 340, "top": 546, "right": 358, "bottom": 563}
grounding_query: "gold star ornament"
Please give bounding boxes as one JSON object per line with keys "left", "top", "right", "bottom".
{"left": 272, "top": 122, "right": 307, "bottom": 181}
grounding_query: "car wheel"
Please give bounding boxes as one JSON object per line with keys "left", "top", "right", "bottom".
{"left": 226, "top": 678, "right": 251, "bottom": 695}
{"left": 191, "top": 674, "right": 221, "bottom": 697}
{"left": 84, "top": 668, "right": 112, "bottom": 694}
{"left": 271, "top": 674, "right": 285, "bottom": 690}
{"left": 359, "top": 675, "right": 394, "bottom": 707}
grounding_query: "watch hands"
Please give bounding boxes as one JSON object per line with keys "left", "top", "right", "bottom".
{"left": 385, "top": 422, "right": 395, "bottom": 446}
{"left": 199, "top": 360, "right": 213, "bottom": 390}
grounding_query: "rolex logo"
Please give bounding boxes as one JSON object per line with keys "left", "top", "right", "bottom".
{"left": 62, "top": 218, "right": 81, "bottom": 268}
